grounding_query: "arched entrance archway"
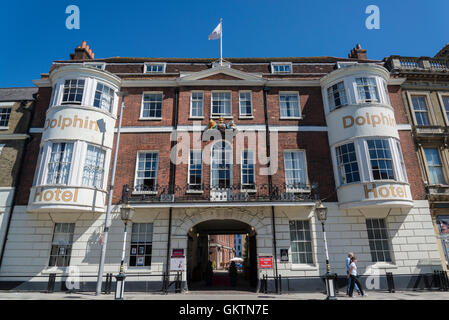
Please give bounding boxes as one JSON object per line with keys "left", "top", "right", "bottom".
{"left": 186, "top": 219, "right": 257, "bottom": 291}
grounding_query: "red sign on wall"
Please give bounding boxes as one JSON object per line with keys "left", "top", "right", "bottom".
{"left": 258, "top": 256, "right": 273, "bottom": 269}
{"left": 172, "top": 249, "right": 185, "bottom": 257}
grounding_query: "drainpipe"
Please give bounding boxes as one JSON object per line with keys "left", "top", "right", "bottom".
{"left": 262, "top": 87, "right": 279, "bottom": 279}
{"left": 0, "top": 99, "right": 35, "bottom": 268}
{"left": 165, "top": 88, "right": 180, "bottom": 282}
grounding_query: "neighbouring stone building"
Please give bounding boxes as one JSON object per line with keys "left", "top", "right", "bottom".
{"left": 0, "top": 87, "right": 36, "bottom": 261}
{"left": 385, "top": 44, "right": 449, "bottom": 270}
{"left": 0, "top": 41, "right": 444, "bottom": 293}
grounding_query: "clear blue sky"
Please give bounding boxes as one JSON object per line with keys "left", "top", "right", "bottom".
{"left": 1, "top": 0, "right": 448, "bottom": 87}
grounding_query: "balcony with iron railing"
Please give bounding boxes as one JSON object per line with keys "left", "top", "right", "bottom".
{"left": 120, "top": 183, "right": 315, "bottom": 205}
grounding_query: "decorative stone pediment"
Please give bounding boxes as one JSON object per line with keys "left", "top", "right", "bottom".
{"left": 178, "top": 66, "right": 264, "bottom": 83}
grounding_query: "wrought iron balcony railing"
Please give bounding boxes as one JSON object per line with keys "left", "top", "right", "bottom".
{"left": 121, "top": 183, "right": 315, "bottom": 204}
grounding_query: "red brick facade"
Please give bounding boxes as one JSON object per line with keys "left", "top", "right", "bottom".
{"left": 15, "top": 48, "right": 427, "bottom": 206}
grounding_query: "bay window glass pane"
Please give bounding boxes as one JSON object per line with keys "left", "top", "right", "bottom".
{"left": 93, "top": 82, "right": 114, "bottom": 112}
{"left": 82, "top": 145, "right": 106, "bottom": 188}
{"left": 356, "top": 77, "right": 379, "bottom": 102}
{"left": 62, "top": 79, "right": 85, "bottom": 104}
{"left": 367, "top": 139, "right": 395, "bottom": 180}
{"left": 327, "top": 82, "right": 347, "bottom": 111}
{"left": 336, "top": 142, "right": 360, "bottom": 184}
{"left": 47, "top": 143, "right": 74, "bottom": 185}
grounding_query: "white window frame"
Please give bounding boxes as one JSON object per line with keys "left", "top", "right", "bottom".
{"left": 129, "top": 223, "right": 153, "bottom": 268}
{"left": 354, "top": 77, "right": 380, "bottom": 104}
{"left": 210, "top": 91, "right": 232, "bottom": 118}
{"left": 279, "top": 92, "right": 301, "bottom": 119}
{"left": 0, "top": 104, "right": 12, "bottom": 129}
{"left": 289, "top": 219, "right": 314, "bottom": 265}
{"left": 365, "top": 138, "right": 396, "bottom": 181}
{"left": 144, "top": 62, "right": 166, "bottom": 74}
{"left": 271, "top": 62, "right": 293, "bottom": 74}
{"left": 187, "top": 150, "right": 203, "bottom": 193}
{"left": 189, "top": 91, "right": 204, "bottom": 119}
{"left": 61, "top": 79, "right": 86, "bottom": 105}
{"left": 140, "top": 92, "right": 163, "bottom": 120}
{"left": 46, "top": 142, "right": 75, "bottom": 185}
{"left": 210, "top": 140, "right": 233, "bottom": 189}
{"left": 366, "top": 218, "right": 393, "bottom": 263}
{"left": 283, "top": 149, "right": 309, "bottom": 192}
{"left": 407, "top": 92, "right": 434, "bottom": 126}
{"left": 326, "top": 81, "right": 348, "bottom": 112}
{"left": 240, "top": 150, "right": 256, "bottom": 192}
{"left": 133, "top": 151, "right": 159, "bottom": 194}
{"left": 423, "top": 147, "right": 448, "bottom": 186}
{"left": 239, "top": 91, "right": 253, "bottom": 118}
{"left": 48, "top": 223, "right": 75, "bottom": 268}
{"left": 335, "top": 141, "right": 361, "bottom": 186}
{"left": 93, "top": 81, "right": 115, "bottom": 113}
{"left": 82, "top": 144, "right": 106, "bottom": 189}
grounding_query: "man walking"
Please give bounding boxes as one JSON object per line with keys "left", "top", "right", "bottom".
{"left": 346, "top": 252, "right": 360, "bottom": 295}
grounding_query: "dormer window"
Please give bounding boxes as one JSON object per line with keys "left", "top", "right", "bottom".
{"left": 271, "top": 62, "right": 292, "bottom": 74}
{"left": 144, "top": 63, "right": 166, "bottom": 74}
{"left": 84, "top": 62, "right": 106, "bottom": 70}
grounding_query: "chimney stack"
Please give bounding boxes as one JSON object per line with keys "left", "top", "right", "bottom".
{"left": 70, "top": 41, "right": 95, "bottom": 60}
{"left": 348, "top": 44, "right": 367, "bottom": 60}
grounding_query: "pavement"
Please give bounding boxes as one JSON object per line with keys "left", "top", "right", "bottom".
{"left": 0, "top": 290, "right": 448, "bottom": 300}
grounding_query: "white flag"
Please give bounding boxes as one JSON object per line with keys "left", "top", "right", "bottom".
{"left": 208, "top": 21, "right": 222, "bottom": 40}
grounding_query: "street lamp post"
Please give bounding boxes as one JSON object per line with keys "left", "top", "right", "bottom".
{"left": 115, "top": 203, "right": 135, "bottom": 300}
{"left": 315, "top": 201, "right": 337, "bottom": 300}
{"left": 95, "top": 91, "right": 128, "bottom": 296}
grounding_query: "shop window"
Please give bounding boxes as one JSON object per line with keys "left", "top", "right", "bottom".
{"left": 129, "top": 223, "right": 153, "bottom": 267}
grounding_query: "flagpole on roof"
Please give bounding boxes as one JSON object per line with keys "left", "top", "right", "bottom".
{"left": 220, "top": 18, "right": 223, "bottom": 66}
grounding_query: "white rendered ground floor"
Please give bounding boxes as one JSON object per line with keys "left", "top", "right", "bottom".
{"left": 0, "top": 201, "right": 445, "bottom": 292}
